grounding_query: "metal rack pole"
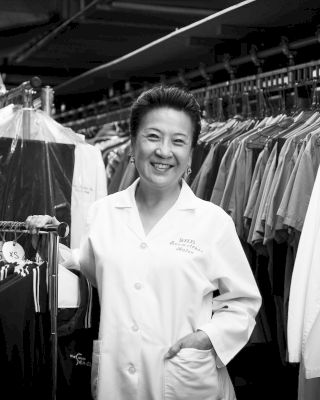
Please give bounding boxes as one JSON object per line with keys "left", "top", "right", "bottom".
{"left": 48, "top": 231, "right": 60, "bottom": 400}
{"left": 41, "top": 86, "right": 55, "bottom": 116}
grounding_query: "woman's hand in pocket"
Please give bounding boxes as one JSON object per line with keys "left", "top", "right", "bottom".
{"left": 165, "top": 330, "right": 213, "bottom": 359}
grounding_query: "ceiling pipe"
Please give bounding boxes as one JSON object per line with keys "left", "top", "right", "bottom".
{"left": 98, "top": 1, "right": 218, "bottom": 17}
{"left": 9, "top": 0, "right": 105, "bottom": 65}
{"left": 82, "top": 18, "right": 175, "bottom": 31}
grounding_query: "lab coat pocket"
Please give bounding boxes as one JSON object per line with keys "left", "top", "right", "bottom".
{"left": 91, "top": 340, "right": 102, "bottom": 400}
{"left": 164, "top": 348, "right": 220, "bottom": 400}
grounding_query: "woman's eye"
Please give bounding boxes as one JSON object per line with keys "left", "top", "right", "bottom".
{"left": 148, "top": 134, "right": 159, "bottom": 140}
{"left": 173, "top": 139, "right": 185, "bottom": 145}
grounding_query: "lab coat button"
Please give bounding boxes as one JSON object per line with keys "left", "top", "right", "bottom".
{"left": 132, "top": 324, "right": 139, "bottom": 332}
{"left": 128, "top": 365, "right": 136, "bottom": 374}
{"left": 134, "top": 282, "right": 142, "bottom": 290}
{"left": 140, "top": 242, "right": 147, "bottom": 249}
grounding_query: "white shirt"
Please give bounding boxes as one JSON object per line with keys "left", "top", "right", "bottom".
{"left": 71, "top": 143, "right": 107, "bottom": 248}
{"left": 79, "top": 179, "right": 261, "bottom": 400}
{"left": 288, "top": 163, "right": 320, "bottom": 379}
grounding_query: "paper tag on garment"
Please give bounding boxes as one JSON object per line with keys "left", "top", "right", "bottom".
{"left": 2, "top": 241, "right": 25, "bottom": 263}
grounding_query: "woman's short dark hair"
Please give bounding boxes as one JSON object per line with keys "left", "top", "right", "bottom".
{"left": 129, "top": 85, "right": 201, "bottom": 148}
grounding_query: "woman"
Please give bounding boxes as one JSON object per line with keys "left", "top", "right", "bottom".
{"left": 26, "top": 86, "right": 261, "bottom": 400}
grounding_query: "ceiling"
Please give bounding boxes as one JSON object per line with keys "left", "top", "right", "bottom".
{"left": 0, "top": 0, "right": 320, "bottom": 106}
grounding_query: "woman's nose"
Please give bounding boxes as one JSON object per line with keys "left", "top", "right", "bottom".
{"left": 155, "top": 141, "right": 173, "bottom": 158}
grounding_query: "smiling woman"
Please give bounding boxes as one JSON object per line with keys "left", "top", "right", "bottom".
{"left": 25, "top": 85, "right": 261, "bottom": 400}
{"left": 129, "top": 86, "right": 201, "bottom": 234}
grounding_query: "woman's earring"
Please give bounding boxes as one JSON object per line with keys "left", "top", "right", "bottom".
{"left": 186, "top": 167, "right": 192, "bottom": 176}
{"left": 130, "top": 155, "right": 135, "bottom": 164}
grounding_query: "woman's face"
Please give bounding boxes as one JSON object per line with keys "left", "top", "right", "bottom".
{"left": 132, "top": 107, "right": 193, "bottom": 191}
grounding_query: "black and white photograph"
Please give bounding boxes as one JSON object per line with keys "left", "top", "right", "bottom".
{"left": 0, "top": 1, "right": 320, "bottom": 399}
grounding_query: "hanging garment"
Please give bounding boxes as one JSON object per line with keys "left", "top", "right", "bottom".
{"left": 57, "top": 269, "right": 99, "bottom": 400}
{"left": 0, "top": 262, "right": 51, "bottom": 400}
{"left": 0, "top": 108, "right": 107, "bottom": 249}
{"left": 78, "top": 178, "right": 261, "bottom": 400}
{"left": 0, "top": 137, "right": 75, "bottom": 246}
{"left": 288, "top": 156, "right": 320, "bottom": 378}
{"left": 71, "top": 143, "right": 107, "bottom": 249}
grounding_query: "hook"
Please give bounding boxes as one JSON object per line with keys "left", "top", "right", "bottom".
{"left": 292, "top": 82, "right": 299, "bottom": 112}
{"left": 256, "top": 89, "right": 264, "bottom": 119}
{"left": 12, "top": 222, "right": 17, "bottom": 244}
{"left": 203, "top": 87, "right": 212, "bottom": 120}
{"left": 0, "top": 223, "right": 6, "bottom": 244}
{"left": 311, "top": 79, "right": 318, "bottom": 110}
{"left": 242, "top": 92, "right": 252, "bottom": 118}
{"left": 217, "top": 97, "right": 225, "bottom": 122}
{"left": 280, "top": 86, "right": 286, "bottom": 114}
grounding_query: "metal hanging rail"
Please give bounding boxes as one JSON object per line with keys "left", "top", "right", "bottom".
{"left": 170, "top": 33, "right": 320, "bottom": 85}
{"left": 0, "top": 220, "right": 69, "bottom": 400}
{"left": 192, "top": 59, "right": 320, "bottom": 106}
{"left": 57, "top": 58, "right": 320, "bottom": 131}
{"left": 54, "top": 31, "right": 320, "bottom": 124}
{"left": 63, "top": 106, "right": 131, "bottom": 131}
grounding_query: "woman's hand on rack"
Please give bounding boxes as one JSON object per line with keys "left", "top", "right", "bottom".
{"left": 25, "top": 215, "right": 60, "bottom": 260}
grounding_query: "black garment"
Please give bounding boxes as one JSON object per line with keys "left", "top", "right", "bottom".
{"left": 0, "top": 138, "right": 74, "bottom": 247}
{"left": 57, "top": 269, "right": 100, "bottom": 400}
{"left": 188, "top": 142, "right": 210, "bottom": 185}
{"left": 0, "top": 262, "right": 51, "bottom": 400}
{"left": 202, "top": 142, "right": 228, "bottom": 201}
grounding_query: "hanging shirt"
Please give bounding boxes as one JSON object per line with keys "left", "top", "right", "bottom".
{"left": 288, "top": 149, "right": 320, "bottom": 379}
{"left": 71, "top": 143, "right": 107, "bottom": 249}
{"left": 78, "top": 179, "right": 261, "bottom": 400}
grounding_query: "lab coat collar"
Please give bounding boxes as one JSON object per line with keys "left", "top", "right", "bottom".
{"left": 114, "top": 178, "right": 198, "bottom": 210}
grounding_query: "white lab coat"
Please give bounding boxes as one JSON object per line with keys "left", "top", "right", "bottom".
{"left": 288, "top": 164, "right": 320, "bottom": 379}
{"left": 79, "top": 179, "right": 261, "bottom": 400}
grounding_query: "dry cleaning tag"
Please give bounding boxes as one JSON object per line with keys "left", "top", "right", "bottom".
{"left": 2, "top": 241, "right": 25, "bottom": 263}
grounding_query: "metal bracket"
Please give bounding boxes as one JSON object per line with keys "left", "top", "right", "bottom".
{"left": 249, "top": 45, "right": 264, "bottom": 74}
{"left": 222, "top": 54, "right": 235, "bottom": 80}
{"left": 198, "top": 62, "right": 211, "bottom": 85}
{"left": 280, "top": 36, "right": 296, "bottom": 66}
{"left": 178, "top": 69, "right": 189, "bottom": 86}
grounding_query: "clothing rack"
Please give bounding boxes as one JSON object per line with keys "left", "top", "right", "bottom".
{"left": 192, "top": 59, "right": 320, "bottom": 106}
{"left": 54, "top": 31, "right": 320, "bottom": 124}
{"left": 0, "top": 76, "right": 55, "bottom": 125}
{"left": 56, "top": 58, "right": 320, "bottom": 132}
{"left": 63, "top": 106, "right": 131, "bottom": 132}
{"left": 0, "top": 220, "right": 69, "bottom": 400}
